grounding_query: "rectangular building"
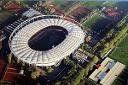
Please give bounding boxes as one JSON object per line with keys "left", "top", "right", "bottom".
{"left": 89, "top": 57, "right": 125, "bottom": 85}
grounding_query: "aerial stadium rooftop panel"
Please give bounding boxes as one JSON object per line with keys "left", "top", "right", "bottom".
{"left": 9, "top": 15, "right": 85, "bottom": 66}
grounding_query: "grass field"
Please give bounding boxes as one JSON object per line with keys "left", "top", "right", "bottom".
{"left": 0, "top": 11, "right": 13, "bottom": 23}
{"left": 83, "top": 15, "right": 103, "bottom": 29}
{"left": 82, "top": 1, "right": 104, "bottom": 8}
{"left": 53, "top": 0, "right": 76, "bottom": 12}
{"left": 109, "top": 34, "right": 128, "bottom": 66}
{"left": 112, "top": 66, "right": 128, "bottom": 85}
{"left": 109, "top": 33, "right": 128, "bottom": 85}
{"left": 112, "top": 79, "right": 124, "bottom": 85}
{"left": 103, "top": 1, "right": 117, "bottom": 7}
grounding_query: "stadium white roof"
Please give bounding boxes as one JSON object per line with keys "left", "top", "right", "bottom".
{"left": 22, "top": 8, "right": 42, "bottom": 18}
{"left": 9, "top": 15, "right": 85, "bottom": 66}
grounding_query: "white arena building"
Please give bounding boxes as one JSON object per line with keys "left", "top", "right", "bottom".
{"left": 9, "top": 15, "right": 85, "bottom": 66}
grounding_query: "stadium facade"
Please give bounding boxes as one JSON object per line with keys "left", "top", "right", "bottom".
{"left": 9, "top": 15, "right": 85, "bottom": 66}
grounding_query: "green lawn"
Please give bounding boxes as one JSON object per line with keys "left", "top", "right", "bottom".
{"left": 82, "top": 1, "right": 104, "bottom": 8}
{"left": 103, "top": 1, "right": 117, "bottom": 7}
{"left": 110, "top": 34, "right": 128, "bottom": 85}
{"left": 83, "top": 15, "right": 103, "bottom": 29}
{"left": 109, "top": 34, "right": 128, "bottom": 66}
{"left": 112, "top": 66, "right": 128, "bottom": 85}
{"left": 112, "top": 79, "right": 123, "bottom": 85}
{"left": 0, "top": 11, "right": 13, "bottom": 23}
{"left": 115, "top": 2, "right": 128, "bottom": 12}
{"left": 53, "top": 0, "right": 76, "bottom": 12}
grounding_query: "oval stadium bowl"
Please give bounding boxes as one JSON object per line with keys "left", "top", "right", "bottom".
{"left": 9, "top": 15, "right": 85, "bottom": 67}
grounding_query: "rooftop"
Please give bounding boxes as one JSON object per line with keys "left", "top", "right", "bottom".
{"left": 89, "top": 57, "right": 125, "bottom": 85}
{"left": 9, "top": 15, "right": 85, "bottom": 66}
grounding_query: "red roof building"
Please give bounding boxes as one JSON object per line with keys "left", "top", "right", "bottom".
{"left": 2, "top": 64, "right": 21, "bottom": 83}
{"left": 48, "top": 4, "right": 64, "bottom": 16}
{"left": 69, "top": 6, "right": 91, "bottom": 22}
{"left": 104, "top": 8, "right": 119, "bottom": 17}
{"left": 0, "top": 63, "right": 35, "bottom": 84}
{"left": 0, "top": 59, "right": 6, "bottom": 78}
{"left": 4, "top": 1, "right": 22, "bottom": 12}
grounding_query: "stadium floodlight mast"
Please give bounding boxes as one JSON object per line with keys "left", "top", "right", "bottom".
{"left": 9, "top": 15, "right": 85, "bottom": 67}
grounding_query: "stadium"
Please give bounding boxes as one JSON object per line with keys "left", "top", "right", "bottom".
{"left": 9, "top": 15, "right": 85, "bottom": 66}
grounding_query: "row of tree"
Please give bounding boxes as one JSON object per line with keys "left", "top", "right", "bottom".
{"left": 99, "top": 15, "right": 128, "bottom": 57}
{"left": 71, "top": 56, "right": 98, "bottom": 85}
{"left": 55, "top": 55, "right": 99, "bottom": 85}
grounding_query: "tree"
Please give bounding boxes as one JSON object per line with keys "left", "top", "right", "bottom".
{"left": 92, "top": 56, "right": 99, "bottom": 63}
{"left": 8, "top": 52, "right": 12, "bottom": 63}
